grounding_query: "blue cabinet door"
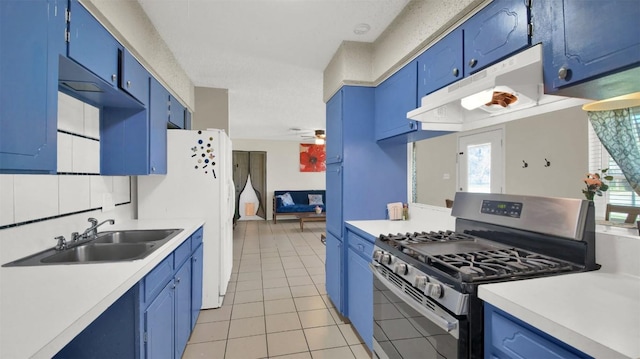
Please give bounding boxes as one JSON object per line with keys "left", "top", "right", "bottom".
{"left": 191, "top": 244, "right": 203, "bottom": 329}
{"left": 68, "top": 0, "right": 121, "bottom": 87}
{"left": 120, "top": 48, "right": 150, "bottom": 105}
{"left": 325, "top": 90, "right": 343, "bottom": 164}
{"left": 374, "top": 61, "right": 419, "bottom": 141}
{"left": 149, "top": 78, "right": 169, "bottom": 174}
{"left": 326, "top": 163, "right": 343, "bottom": 239}
{"left": 325, "top": 232, "right": 343, "bottom": 313}
{"left": 347, "top": 245, "right": 373, "bottom": 350}
{"left": 145, "top": 281, "right": 175, "bottom": 359}
{"left": 463, "top": 0, "right": 530, "bottom": 74}
{"left": 417, "top": 27, "right": 464, "bottom": 98}
{"left": 174, "top": 261, "right": 192, "bottom": 359}
{"left": 169, "top": 96, "right": 186, "bottom": 129}
{"left": 485, "top": 304, "right": 593, "bottom": 359}
{"left": 547, "top": 0, "right": 640, "bottom": 92}
{"left": 0, "top": 0, "right": 64, "bottom": 173}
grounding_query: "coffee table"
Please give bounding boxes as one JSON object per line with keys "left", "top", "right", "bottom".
{"left": 296, "top": 213, "right": 326, "bottom": 231}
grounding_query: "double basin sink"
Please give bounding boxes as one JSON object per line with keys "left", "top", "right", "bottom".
{"left": 3, "top": 229, "right": 183, "bottom": 266}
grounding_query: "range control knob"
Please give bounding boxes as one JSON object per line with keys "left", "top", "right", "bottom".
{"left": 425, "top": 283, "right": 444, "bottom": 298}
{"left": 381, "top": 254, "right": 392, "bottom": 265}
{"left": 393, "top": 263, "right": 408, "bottom": 275}
{"left": 413, "top": 275, "right": 427, "bottom": 289}
{"left": 373, "top": 250, "right": 383, "bottom": 262}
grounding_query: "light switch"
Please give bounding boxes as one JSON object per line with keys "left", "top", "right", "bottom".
{"left": 443, "top": 173, "right": 450, "bottom": 180}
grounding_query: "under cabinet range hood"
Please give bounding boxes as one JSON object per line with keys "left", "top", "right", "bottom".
{"left": 407, "top": 44, "right": 590, "bottom": 132}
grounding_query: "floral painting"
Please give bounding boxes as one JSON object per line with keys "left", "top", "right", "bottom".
{"left": 299, "top": 144, "right": 326, "bottom": 172}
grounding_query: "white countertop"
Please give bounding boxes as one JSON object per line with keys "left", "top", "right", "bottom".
{"left": 479, "top": 272, "right": 640, "bottom": 359}
{"left": 0, "top": 218, "right": 204, "bottom": 359}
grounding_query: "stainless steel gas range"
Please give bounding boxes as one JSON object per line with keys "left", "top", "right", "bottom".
{"left": 370, "top": 192, "right": 599, "bottom": 359}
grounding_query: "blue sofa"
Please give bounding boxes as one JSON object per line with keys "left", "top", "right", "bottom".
{"left": 273, "top": 190, "right": 326, "bottom": 223}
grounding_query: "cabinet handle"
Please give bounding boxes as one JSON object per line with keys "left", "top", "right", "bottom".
{"left": 111, "top": 74, "right": 117, "bottom": 82}
{"left": 468, "top": 58, "right": 477, "bottom": 68}
{"left": 337, "top": 155, "right": 341, "bottom": 161}
{"left": 126, "top": 80, "right": 131, "bottom": 88}
{"left": 558, "top": 66, "right": 569, "bottom": 80}
{"left": 175, "top": 277, "right": 181, "bottom": 284}
{"left": 452, "top": 68, "right": 459, "bottom": 77}
{"left": 409, "top": 122, "right": 415, "bottom": 130}
{"left": 151, "top": 166, "right": 156, "bottom": 172}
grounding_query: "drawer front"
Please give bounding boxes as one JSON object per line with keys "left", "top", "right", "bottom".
{"left": 191, "top": 226, "right": 203, "bottom": 251}
{"left": 347, "top": 231, "right": 374, "bottom": 260}
{"left": 174, "top": 236, "right": 192, "bottom": 268}
{"left": 144, "top": 254, "right": 174, "bottom": 304}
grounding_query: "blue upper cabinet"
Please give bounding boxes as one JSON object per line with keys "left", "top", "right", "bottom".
{"left": 68, "top": 0, "right": 121, "bottom": 88}
{"left": 169, "top": 95, "right": 186, "bottom": 129}
{"left": 463, "top": 0, "right": 530, "bottom": 75}
{"left": 544, "top": 0, "right": 640, "bottom": 95}
{"left": 120, "top": 49, "right": 150, "bottom": 105}
{"left": 374, "top": 61, "right": 419, "bottom": 141}
{"left": 149, "top": 78, "right": 169, "bottom": 174}
{"left": 417, "top": 27, "right": 464, "bottom": 98}
{"left": 325, "top": 91, "right": 343, "bottom": 164}
{"left": 0, "top": 0, "right": 65, "bottom": 174}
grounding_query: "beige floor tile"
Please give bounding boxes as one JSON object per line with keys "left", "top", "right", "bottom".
{"left": 294, "top": 296, "right": 327, "bottom": 312}
{"left": 237, "top": 272, "right": 262, "bottom": 282}
{"left": 338, "top": 324, "right": 364, "bottom": 345}
{"left": 260, "top": 251, "right": 280, "bottom": 258}
{"left": 327, "top": 306, "right": 349, "bottom": 325}
{"left": 305, "top": 267, "right": 325, "bottom": 275}
{"left": 235, "top": 279, "right": 263, "bottom": 291}
{"left": 225, "top": 335, "right": 268, "bottom": 359}
{"left": 262, "top": 262, "right": 285, "bottom": 271}
{"left": 288, "top": 276, "right": 314, "bottom": 287}
{"left": 228, "top": 316, "right": 266, "bottom": 338}
{"left": 226, "top": 281, "right": 237, "bottom": 292}
{"left": 265, "top": 298, "right": 297, "bottom": 315}
{"left": 267, "top": 330, "right": 309, "bottom": 357}
{"left": 264, "top": 286, "right": 292, "bottom": 301}
{"left": 182, "top": 340, "right": 226, "bottom": 359}
{"left": 270, "top": 352, "right": 312, "bottom": 359}
{"left": 350, "top": 344, "right": 373, "bottom": 359}
{"left": 223, "top": 292, "right": 235, "bottom": 305}
{"left": 290, "top": 285, "right": 319, "bottom": 298}
{"left": 315, "top": 284, "right": 327, "bottom": 295}
{"left": 282, "top": 261, "right": 305, "bottom": 269}
{"left": 297, "top": 309, "right": 336, "bottom": 328}
{"left": 231, "top": 302, "right": 265, "bottom": 319}
{"left": 233, "top": 289, "right": 263, "bottom": 304}
{"left": 239, "top": 264, "right": 262, "bottom": 273}
{"left": 261, "top": 257, "right": 282, "bottom": 264}
{"left": 285, "top": 268, "right": 309, "bottom": 277}
{"left": 188, "top": 321, "right": 229, "bottom": 343}
{"left": 197, "top": 306, "right": 232, "bottom": 323}
{"left": 302, "top": 259, "right": 324, "bottom": 268}
{"left": 310, "top": 275, "right": 325, "bottom": 285}
{"left": 303, "top": 326, "right": 348, "bottom": 351}
{"left": 263, "top": 277, "right": 290, "bottom": 289}
{"left": 266, "top": 312, "right": 302, "bottom": 333}
{"left": 262, "top": 269, "right": 287, "bottom": 279}
{"left": 310, "top": 346, "right": 355, "bottom": 359}
{"left": 278, "top": 251, "right": 299, "bottom": 257}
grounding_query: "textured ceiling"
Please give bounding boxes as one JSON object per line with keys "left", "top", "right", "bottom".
{"left": 137, "top": 0, "right": 409, "bottom": 140}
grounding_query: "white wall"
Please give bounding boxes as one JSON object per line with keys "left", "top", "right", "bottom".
{"left": 233, "top": 139, "right": 326, "bottom": 220}
{"left": 0, "top": 93, "right": 134, "bottom": 264}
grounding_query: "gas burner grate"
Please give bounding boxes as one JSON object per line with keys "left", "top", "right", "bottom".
{"left": 379, "top": 230, "right": 476, "bottom": 244}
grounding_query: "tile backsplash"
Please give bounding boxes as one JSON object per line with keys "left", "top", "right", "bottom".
{"left": 0, "top": 92, "right": 135, "bottom": 263}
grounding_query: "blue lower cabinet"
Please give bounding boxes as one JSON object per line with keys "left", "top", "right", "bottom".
{"left": 191, "top": 244, "right": 204, "bottom": 329}
{"left": 54, "top": 228, "right": 204, "bottom": 359}
{"left": 484, "top": 304, "right": 593, "bottom": 359}
{"left": 325, "top": 232, "right": 344, "bottom": 313}
{"left": 145, "top": 281, "right": 175, "bottom": 359}
{"left": 346, "top": 230, "right": 374, "bottom": 350}
{"left": 174, "top": 260, "right": 192, "bottom": 359}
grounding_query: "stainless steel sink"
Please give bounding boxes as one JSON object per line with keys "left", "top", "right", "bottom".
{"left": 93, "top": 229, "right": 182, "bottom": 244}
{"left": 2, "top": 228, "right": 184, "bottom": 266}
{"left": 40, "top": 243, "right": 154, "bottom": 263}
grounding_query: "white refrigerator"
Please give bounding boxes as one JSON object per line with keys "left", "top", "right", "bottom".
{"left": 138, "top": 129, "right": 235, "bottom": 309}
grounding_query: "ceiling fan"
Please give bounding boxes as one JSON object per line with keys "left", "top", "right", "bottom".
{"left": 291, "top": 128, "right": 326, "bottom": 144}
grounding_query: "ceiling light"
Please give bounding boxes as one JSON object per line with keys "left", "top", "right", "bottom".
{"left": 353, "top": 23, "right": 371, "bottom": 35}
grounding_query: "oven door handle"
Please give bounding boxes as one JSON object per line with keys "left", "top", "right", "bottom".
{"left": 369, "top": 262, "right": 459, "bottom": 339}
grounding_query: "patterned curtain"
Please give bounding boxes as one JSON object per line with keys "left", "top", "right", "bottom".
{"left": 587, "top": 106, "right": 640, "bottom": 196}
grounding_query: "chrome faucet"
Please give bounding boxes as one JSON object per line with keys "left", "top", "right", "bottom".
{"left": 73, "top": 217, "right": 115, "bottom": 242}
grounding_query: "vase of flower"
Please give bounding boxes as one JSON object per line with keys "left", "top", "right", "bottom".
{"left": 582, "top": 169, "right": 613, "bottom": 200}
{"left": 315, "top": 206, "right": 322, "bottom": 214}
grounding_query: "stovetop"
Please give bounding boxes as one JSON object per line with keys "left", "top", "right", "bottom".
{"left": 378, "top": 231, "right": 581, "bottom": 283}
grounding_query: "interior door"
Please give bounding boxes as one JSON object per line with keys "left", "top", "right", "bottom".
{"left": 457, "top": 129, "right": 504, "bottom": 193}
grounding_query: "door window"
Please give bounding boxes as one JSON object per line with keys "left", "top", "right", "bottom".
{"left": 458, "top": 129, "right": 504, "bottom": 193}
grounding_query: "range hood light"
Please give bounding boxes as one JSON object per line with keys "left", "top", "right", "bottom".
{"left": 461, "top": 89, "right": 494, "bottom": 110}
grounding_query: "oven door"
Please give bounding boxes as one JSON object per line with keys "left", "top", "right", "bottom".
{"left": 370, "top": 262, "right": 467, "bottom": 359}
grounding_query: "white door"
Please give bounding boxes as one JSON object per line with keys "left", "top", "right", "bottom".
{"left": 457, "top": 129, "right": 504, "bottom": 193}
